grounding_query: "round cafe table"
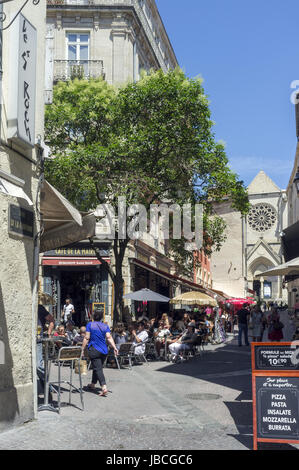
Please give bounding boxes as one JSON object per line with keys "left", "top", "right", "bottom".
{"left": 38, "top": 336, "right": 69, "bottom": 413}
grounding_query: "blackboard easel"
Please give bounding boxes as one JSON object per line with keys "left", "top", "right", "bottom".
{"left": 251, "top": 342, "right": 299, "bottom": 450}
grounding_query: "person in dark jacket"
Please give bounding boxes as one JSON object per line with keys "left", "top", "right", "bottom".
{"left": 237, "top": 303, "right": 250, "bottom": 347}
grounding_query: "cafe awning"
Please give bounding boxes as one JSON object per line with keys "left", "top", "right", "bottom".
{"left": 40, "top": 181, "right": 96, "bottom": 252}
{"left": 255, "top": 257, "right": 299, "bottom": 278}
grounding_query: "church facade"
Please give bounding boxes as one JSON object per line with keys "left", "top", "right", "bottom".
{"left": 211, "top": 171, "right": 288, "bottom": 302}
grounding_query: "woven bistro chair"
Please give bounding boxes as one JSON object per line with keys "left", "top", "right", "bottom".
{"left": 51, "top": 346, "right": 84, "bottom": 413}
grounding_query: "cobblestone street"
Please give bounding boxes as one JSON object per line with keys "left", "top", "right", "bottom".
{"left": 0, "top": 315, "right": 297, "bottom": 451}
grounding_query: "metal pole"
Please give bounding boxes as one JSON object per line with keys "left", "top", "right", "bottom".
{"left": 0, "top": 4, "right": 3, "bottom": 138}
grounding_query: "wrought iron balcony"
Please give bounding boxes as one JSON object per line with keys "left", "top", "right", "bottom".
{"left": 47, "top": 0, "right": 95, "bottom": 5}
{"left": 53, "top": 60, "right": 105, "bottom": 82}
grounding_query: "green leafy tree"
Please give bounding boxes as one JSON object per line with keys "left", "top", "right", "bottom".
{"left": 45, "top": 70, "right": 249, "bottom": 323}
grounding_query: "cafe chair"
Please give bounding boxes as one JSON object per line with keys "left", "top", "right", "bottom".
{"left": 104, "top": 348, "right": 121, "bottom": 370}
{"left": 132, "top": 339, "right": 149, "bottom": 366}
{"left": 51, "top": 346, "right": 84, "bottom": 413}
{"left": 117, "top": 343, "right": 135, "bottom": 370}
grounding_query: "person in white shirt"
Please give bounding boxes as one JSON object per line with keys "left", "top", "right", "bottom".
{"left": 154, "top": 320, "right": 170, "bottom": 358}
{"left": 132, "top": 322, "right": 148, "bottom": 355}
{"left": 61, "top": 298, "right": 75, "bottom": 325}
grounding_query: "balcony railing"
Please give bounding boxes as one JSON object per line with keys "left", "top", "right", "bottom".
{"left": 53, "top": 60, "right": 105, "bottom": 82}
{"left": 47, "top": 0, "right": 95, "bottom": 5}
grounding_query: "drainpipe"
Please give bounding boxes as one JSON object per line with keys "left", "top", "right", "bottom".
{"left": 0, "top": 4, "right": 3, "bottom": 138}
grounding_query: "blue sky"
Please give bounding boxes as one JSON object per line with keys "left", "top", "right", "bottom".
{"left": 156, "top": 0, "right": 299, "bottom": 189}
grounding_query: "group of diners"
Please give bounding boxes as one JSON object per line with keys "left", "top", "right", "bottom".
{"left": 38, "top": 307, "right": 216, "bottom": 398}
{"left": 109, "top": 310, "right": 213, "bottom": 364}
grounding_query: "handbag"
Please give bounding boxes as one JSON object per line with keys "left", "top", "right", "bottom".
{"left": 273, "top": 320, "right": 284, "bottom": 330}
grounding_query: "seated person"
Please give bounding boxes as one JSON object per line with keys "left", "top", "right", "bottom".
{"left": 132, "top": 321, "right": 148, "bottom": 355}
{"left": 161, "top": 313, "right": 171, "bottom": 329}
{"left": 113, "top": 323, "right": 129, "bottom": 349}
{"left": 73, "top": 326, "right": 86, "bottom": 345}
{"left": 127, "top": 322, "right": 138, "bottom": 342}
{"left": 183, "top": 312, "right": 191, "bottom": 328}
{"left": 176, "top": 313, "right": 185, "bottom": 332}
{"left": 53, "top": 325, "right": 71, "bottom": 348}
{"left": 168, "top": 323, "right": 198, "bottom": 361}
{"left": 147, "top": 318, "right": 157, "bottom": 339}
{"left": 54, "top": 325, "right": 67, "bottom": 338}
{"left": 65, "top": 321, "right": 78, "bottom": 343}
{"left": 106, "top": 322, "right": 129, "bottom": 368}
{"left": 154, "top": 320, "right": 170, "bottom": 358}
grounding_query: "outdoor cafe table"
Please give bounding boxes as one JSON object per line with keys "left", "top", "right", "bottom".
{"left": 38, "top": 336, "right": 67, "bottom": 413}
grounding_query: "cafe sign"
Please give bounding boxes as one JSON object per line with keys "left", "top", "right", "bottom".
{"left": 8, "top": 14, "right": 37, "bottom": 148}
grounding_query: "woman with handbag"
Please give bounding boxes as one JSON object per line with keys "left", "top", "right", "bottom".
{"left": 267, "top": 308, "right": 284, "bottom": 342}
{"left": 82, "top": 309, "right": 118, "bottom": 397}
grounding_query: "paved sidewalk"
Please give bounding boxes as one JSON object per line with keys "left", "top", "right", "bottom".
{"left": 0, "top": 331, "right": 297, "bottom": 450}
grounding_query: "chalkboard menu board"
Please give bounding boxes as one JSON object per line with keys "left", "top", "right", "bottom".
{"left": 255, "top": 376, "right": 299, "bottom": 440}
{"left": 254, "top": 345, "right": 299, "bottom": 371}
{"left": 92, "top": 302, "right": 105, "bottom": 321}
{"left": 252, "top": 343, "right": 299, "bottom": 449}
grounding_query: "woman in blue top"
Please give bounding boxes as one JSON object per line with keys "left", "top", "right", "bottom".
{"left": 82, "top": 309, "right": 118, "bottom": 397}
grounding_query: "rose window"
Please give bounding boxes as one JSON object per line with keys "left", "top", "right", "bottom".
{"left": 248, "top": 203, "right": 277, "bottom": 232}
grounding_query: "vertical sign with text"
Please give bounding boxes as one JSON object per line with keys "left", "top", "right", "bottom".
{"left": 18, "top": 14, "right": 37, "bottom": 146}
{"left": 8, "top": 14, "right": 37, "bottom": 148}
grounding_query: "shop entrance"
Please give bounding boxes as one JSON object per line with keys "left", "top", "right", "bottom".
{"left": 60, "top": 268, "right": 98, "bottom": 325}
{"left": 43, "top": 265, "right": 106, "bottom": 326}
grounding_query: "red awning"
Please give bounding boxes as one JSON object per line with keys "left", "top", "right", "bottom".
{"left": 42, "top": 257, "right": 110, "bottom": 267}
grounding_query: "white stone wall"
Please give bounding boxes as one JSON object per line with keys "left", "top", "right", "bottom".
{"left": 45, "top": 0, "right": 178, "bottom": 97}
{"left": 211, "top": 201, "right": 245, "bottom": 298}
{"left": 0, "top": 0, "right": 46, "bottom": 431}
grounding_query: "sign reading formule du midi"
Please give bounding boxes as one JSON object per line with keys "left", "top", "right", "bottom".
{"left": 7, "top": 14, "right": 37, "bottom": 148}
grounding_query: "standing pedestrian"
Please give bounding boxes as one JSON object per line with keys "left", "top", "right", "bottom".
{"left": 251, "top": 306, "right": 265, "bottom": 342}
{"left": 82, "top": 309, "right": 118, "bottom": 397}
{"left": 61, "top": 298, "right": 75, "bottom": 326}
{"left": 237, "top": 303, "right": 250, "bottom": 347}
{"left": 267, "top": 308, "right": 284, "bottom": 342}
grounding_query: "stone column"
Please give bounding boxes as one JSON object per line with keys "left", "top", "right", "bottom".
{"left": 111, "top": 29, "right": 126, "bottom": 84}
{"left": 260, "top": 277, "right": 264, "bottom": 300}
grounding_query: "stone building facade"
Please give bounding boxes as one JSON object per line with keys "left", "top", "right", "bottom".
{"left": 283, "top": 139, "right": 299, "bottom": 307}
{"left": 42, "top": 0, "right": 213, "bottom": 324}
{"left": 45, "top": 0, "right": 178, "bottom": 103}
{"left": 0, "top": 1, "right": 46, "bottom": 431}
{"left": 211, "top": 171, "right": 288, "bottom": 303}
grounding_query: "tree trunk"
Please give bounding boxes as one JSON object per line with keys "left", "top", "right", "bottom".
{"left": 89, "top": 237, "right": 128, "bottom": 326}
{"left": 112, "top": 238, "right": 127, "bottom": 325}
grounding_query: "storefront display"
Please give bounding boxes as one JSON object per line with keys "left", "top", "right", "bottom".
{"left": 42, "top": 242, "right": 110, "bottom": 325}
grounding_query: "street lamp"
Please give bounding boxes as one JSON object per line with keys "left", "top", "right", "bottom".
{"left": 294, "top": 167, "right": 299, "bottom": 195}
